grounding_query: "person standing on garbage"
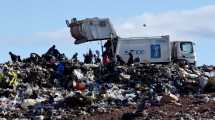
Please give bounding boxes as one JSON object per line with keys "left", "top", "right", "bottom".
{"left": 46, "top": 45, "right": 55, "bottom": 54}
{"left": 134, "top": 56, "right": 140, "bottom": 64}
{"left": 102, "top": 52, "right": 110, "bottom": 65}
{"left": 127, "top": 52, "right": 134, "bottom": 65}
{"left": 88, "top": 49, "right": 93, "bottom": 64}
{"left": 94, "top": 50, "right": 101, "bottom": 64}
{"left": 84, "top": 53, "right": 92, "bottom": 64}
{"left": 9, "top": 52, "right": 21, "bottom": 62}
{"left": 104, "top": 39, "right": 115, "bottom": 59}
{"left": 46, "top": 45, "right": 61, "bottom": 59}
{"left": 72, "top": 52, "right": 78, "bottom": 62}
{"left": 116, "top": 55, "right": 125, "bottom": 65}
{"left": 30, "top": 53, "right": 41, "bottom": 63}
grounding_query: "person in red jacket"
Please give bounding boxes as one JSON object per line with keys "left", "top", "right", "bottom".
{"left": 102, "top": 52, "right": 110, "bottom": 65}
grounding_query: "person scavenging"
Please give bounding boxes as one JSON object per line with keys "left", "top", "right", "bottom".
{"left": 83, "top": 49, "right": 94, "bottom": 64}
{"left": 9, "top": 52, "right": 21, "bottom": 62}
{"left": 72, "top": 52, "right": 78, "bottom": 62}
{"left": 127, "top": 52, "right": 134, "bottom": 65}
{"left": 88, "top": 49, "right": 93, "bottom": 63}
{"left": 102, "top": 51, "right": 110, "bottom": 65}
{"left": 94, "top": 50, "right": 101, "bottom": 64}
{"left": 84, "top": 54, "right": 92, "bottom": 64}
{"left": 116, "top": 55, "right": 125, "bottom": 65}
{"left": 46, "top": 45, "right": 61, "bottom": 59}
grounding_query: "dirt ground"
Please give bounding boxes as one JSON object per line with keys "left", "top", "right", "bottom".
{"left": 73, "top": 95, "right": 215, "bottom": 120}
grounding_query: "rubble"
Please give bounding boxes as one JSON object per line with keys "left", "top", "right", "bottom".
{"left": 0, "top": 48, "right": 214, "bottom": 119}
{"left": 160, "top": 93, "right": 179, "bottom": 105}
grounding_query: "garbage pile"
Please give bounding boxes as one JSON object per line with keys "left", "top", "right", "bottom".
{"left": 0, "top": 48, "right": 214, "bottom": 119}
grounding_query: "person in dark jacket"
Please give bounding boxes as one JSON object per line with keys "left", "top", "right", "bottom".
{"left": 134, "top": 57, "right": 140, "bottom": 64}
{"left": 84, "top": 54, "right": 92, "bottom": 64}
{"left": 88, "top": 49, "right": 93, "bottom": 64}
{"left": 116, "top": 55, "right": 125, "bottom": 65}
{"left": 127, "top": 52, "right": 134, "bottom": 65}
{"left": 46, "top": 45, "right": 61, "bottom": 59}
{"left": 9, "top": 52, "right": 21, "bottom": 62}
{"left": 30, "top": 53, "right": 41, "bottom": 63}
{"left": 72, "top": 53, "right": 78, "bottom": 62}
{"left": 46, "top": 45, "right": 55, "bottom": 54}
{"left": 94, "top": 50, "right": 101, "bottom": 64}
{"left": 94, "top": 54, "right": 101, "bottom": 64}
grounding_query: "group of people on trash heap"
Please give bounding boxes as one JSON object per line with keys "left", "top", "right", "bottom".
{"left": 8, "top": 45, "right": 65, "bottom": 64}
{"left": 102, "top": 39, "right": 140, "bottom": 66}
{"left": 83, "top": 49, "right": 101, "bottom": 64}
{"left": 8, "top": 40, "right": 137, "bottom": 67}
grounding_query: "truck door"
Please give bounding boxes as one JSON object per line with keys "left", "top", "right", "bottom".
{"left": 178, "top": 41, "right": 196, "bottom": 64}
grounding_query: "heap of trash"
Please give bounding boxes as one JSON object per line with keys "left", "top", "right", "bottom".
{"left": 0, "top": 46, "right": 215, "bottom": 119}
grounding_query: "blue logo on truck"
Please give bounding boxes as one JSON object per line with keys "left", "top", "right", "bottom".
{"left": 151, "top": 44, "right": 161, "bottom": 58}
{"left": 124, "top": 49, "right": 144, "bottom": 55}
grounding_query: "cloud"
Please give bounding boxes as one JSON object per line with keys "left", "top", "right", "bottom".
{"left": 0, "top": 27, "right": 74, "bottom": 47}
{"left": 34, "top": 28, "right": 72, "bottom": 43}
{"left": 23, "top": 5, "right": 215, "bottom": 44}
{"left": 114, "top": 5, "right": 215, "bottom": 41}
{"left": 2, "top": 5, "right": 214, "bottom": 46}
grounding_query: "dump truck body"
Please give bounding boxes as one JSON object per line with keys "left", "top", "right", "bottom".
{"left": 115, "top": 36, "right": 171, "bottom": 63}
{"left": 66, "top": 18, "right": 117, "bottom": 44}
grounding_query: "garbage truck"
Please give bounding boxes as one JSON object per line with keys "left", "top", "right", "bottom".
{"left": 66, "top": 17, "right": 196, "bottom": 65}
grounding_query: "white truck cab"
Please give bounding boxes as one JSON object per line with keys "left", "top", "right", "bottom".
{"left": 171, "top": 41, "right": 196, "bottom": 65}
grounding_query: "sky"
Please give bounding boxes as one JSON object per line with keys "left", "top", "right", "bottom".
{"left": 0, "top": 0, "right": 215, "bottom": 65}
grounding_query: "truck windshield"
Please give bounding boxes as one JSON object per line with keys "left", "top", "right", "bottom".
{"left": 180, "top": 42, "right": 193, "bottom": 53}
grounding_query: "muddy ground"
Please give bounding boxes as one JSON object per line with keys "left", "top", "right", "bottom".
{"left": 73, "top": 95, "right": 215, "bottom": 120}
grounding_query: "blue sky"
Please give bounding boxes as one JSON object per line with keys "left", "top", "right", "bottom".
{"left": 0, "top": 0, "right": 215, "bottom": 65}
